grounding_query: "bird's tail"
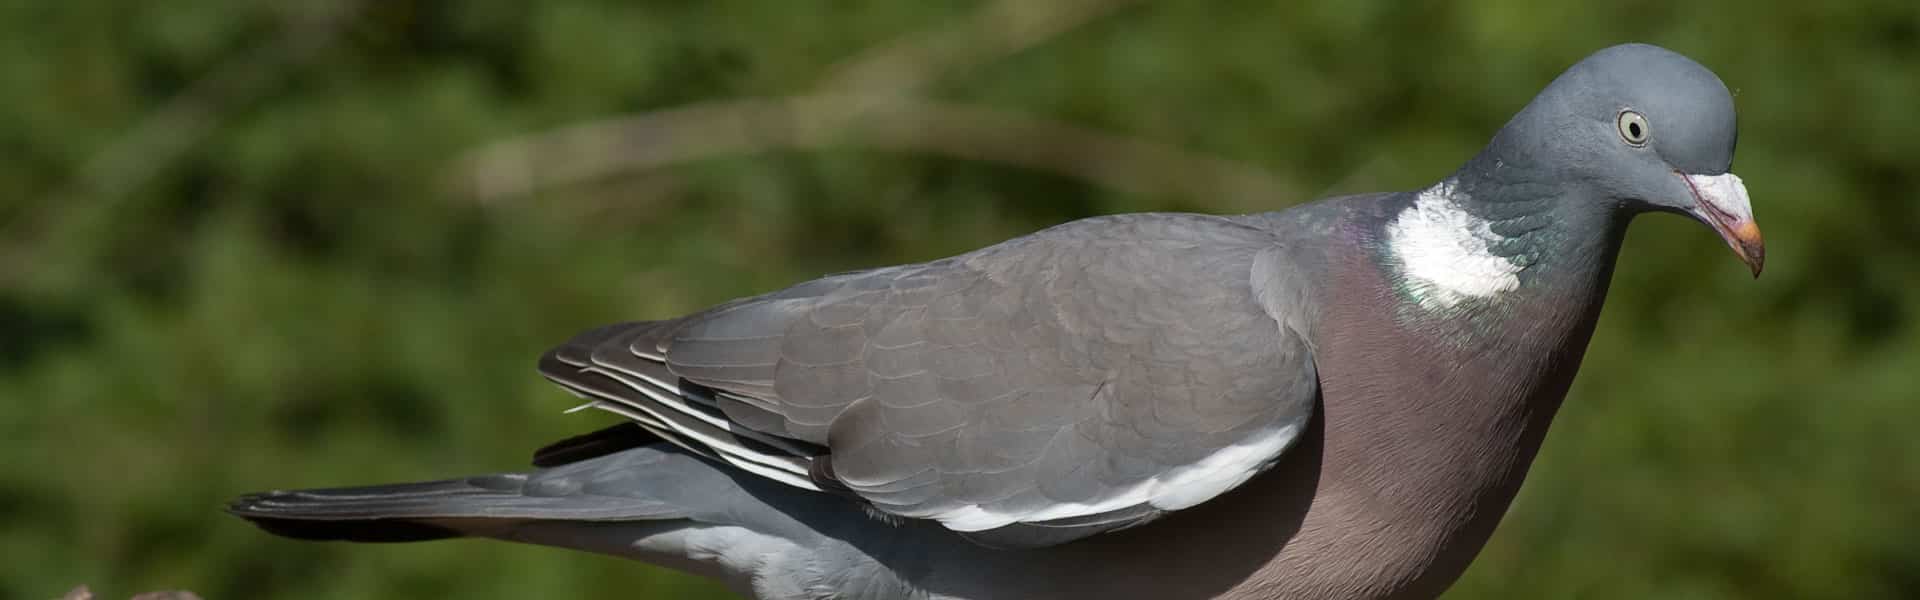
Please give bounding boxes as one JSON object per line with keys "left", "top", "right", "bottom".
{"left": 230, "top": 442, "right": 941, "bottom": 597}
{"left": 228, "top": 444, "right": 705, "bottom": 544}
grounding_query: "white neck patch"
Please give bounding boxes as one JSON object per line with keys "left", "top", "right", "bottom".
{"left": 1385, "top": 181, "right": 1523, "bottom": 310}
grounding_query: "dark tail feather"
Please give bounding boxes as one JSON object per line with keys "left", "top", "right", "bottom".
{"left": 230, "top": 453, "right": 696, "bottom": 543}
{"left": 227, "top": 477, "right": 514, "bottom": 543}
{"left": 531, "top": 422, "right": 660, "bottom": 467}
{"left": 235, "top": 510, "right": 467, "bottom": 542}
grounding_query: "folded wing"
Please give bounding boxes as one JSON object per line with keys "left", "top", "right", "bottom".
{"left": 540, "top": 213, "right": 1319, "bottom": 548}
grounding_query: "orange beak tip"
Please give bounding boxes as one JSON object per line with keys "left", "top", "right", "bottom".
{"left": 1732, "top": 221, "right": 1765, "bottom": 278}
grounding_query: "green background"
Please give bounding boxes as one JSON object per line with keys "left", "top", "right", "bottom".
{"left": 3, "top": 1, "right": 1916, "bottom": 598}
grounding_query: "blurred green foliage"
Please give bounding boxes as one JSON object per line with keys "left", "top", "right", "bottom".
{"left": 2, "top": 1, "right": 1917, "bottom": 598}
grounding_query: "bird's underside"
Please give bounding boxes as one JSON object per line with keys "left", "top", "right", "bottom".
{"left": 536, "top": 213, "right": 1321, "bottom": 548}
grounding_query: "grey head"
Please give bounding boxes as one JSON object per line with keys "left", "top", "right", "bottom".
{"left": 1472, "top": 43, "right": 1764, "bottom": 276}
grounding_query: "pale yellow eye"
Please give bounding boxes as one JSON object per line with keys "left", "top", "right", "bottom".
{"left": 1617, "top": 110, "right": 1650, "bottom": 146}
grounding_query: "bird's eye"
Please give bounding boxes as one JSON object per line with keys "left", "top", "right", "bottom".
{"left": 1617, "top": 110, "right": 1650, "bottom": 146}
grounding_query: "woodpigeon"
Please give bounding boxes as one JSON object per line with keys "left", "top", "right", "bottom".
{"left": 230, "top": 43, "right": 1762, "bottom": 599}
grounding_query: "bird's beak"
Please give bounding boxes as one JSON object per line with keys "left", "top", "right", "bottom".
{"left": 1680, "top": 172, "right": 1765, "bottom": 277}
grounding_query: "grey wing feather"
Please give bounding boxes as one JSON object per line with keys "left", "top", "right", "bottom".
{"left": 573, "top": 212, "right": 1323, "bottom": 547}
{"left": 540, "top": 321, "right": 828, "bottom": 491}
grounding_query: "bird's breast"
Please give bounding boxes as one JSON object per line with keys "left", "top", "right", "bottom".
{"left": 1286, "top": 244, "right": 1605, "bottom": 597}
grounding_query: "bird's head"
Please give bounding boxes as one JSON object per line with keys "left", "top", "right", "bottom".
{"left": 1493, "top": 43, "right": 1763, "bottom": 277}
